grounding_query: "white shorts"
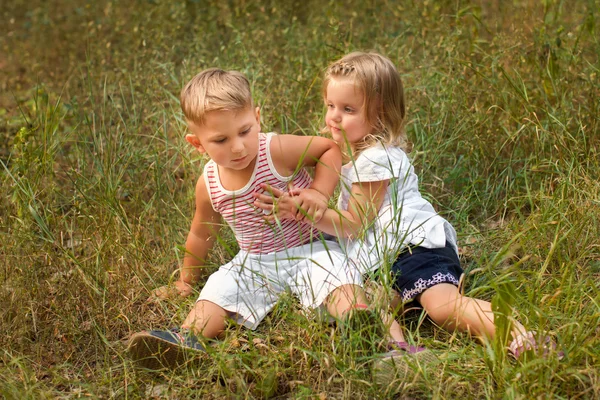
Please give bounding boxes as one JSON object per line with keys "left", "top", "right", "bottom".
{"left": 198, "top": 239, "right": 362, "bottom": 329}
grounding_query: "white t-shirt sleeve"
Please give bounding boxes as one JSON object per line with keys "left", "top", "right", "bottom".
{"left": 345, "top": 146, "right": 409, "bottom": 183}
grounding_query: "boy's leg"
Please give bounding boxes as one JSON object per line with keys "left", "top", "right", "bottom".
{"left": 324, "top": 283, "right": 368, "bottom": 319}
{"left": 128, "top": 328, "right": 206, "bottom": 369}
{"left": 196, "top": 251, "right": 279, "bottom": 331}
{"left": 129, "top": 251, "right": 274, "bottom": 369}
{"left": 286, "top": 241, "right": 369, "bottom": 318}
{"left": 182, "top": 300, "right": 229, "bottom": 339}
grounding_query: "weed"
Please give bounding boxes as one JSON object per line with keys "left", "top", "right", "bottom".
{"left": 1, "top": 0, "right": 599, "bottom": 398}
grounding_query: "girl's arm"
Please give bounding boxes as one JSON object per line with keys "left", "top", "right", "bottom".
{"left": 256, "top": 178, "right": 389, "bottom": 238}
{"left": 310, "top": 179, "right": 389, "bottom": 238}
{"left": 269, "top": 134, "right": 342, "bottom": 196}
{"left": 265, "top": 134, "right": 342, "bottom": 220}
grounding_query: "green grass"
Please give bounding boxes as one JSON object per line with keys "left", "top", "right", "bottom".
{"left": 1, "top": 0, "right": 599, "bottom": 398}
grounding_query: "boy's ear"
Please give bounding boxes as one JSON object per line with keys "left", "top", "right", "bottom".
{"left": 186, "top": 134, "right": 206, "bottom": 153}
{"left": 254, "top": 107, "right": 261, "bottom": 125}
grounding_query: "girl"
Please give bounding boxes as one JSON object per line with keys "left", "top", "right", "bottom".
{"left": 254, "top": 52, "right": 559, "bottom": 369}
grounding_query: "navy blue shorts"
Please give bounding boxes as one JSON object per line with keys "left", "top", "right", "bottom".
{"left": 390, "top": 242, "right": 463, "bottom": 303}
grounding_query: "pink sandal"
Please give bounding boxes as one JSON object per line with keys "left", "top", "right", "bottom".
{"left": 386, "top": 340, "right": 427, "bottom": 353}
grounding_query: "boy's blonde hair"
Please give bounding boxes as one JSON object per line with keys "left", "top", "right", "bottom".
{"left": 180, "top": 68, "right": 253, "bottom": 125}
{"left": 322, "top": 52, "right": 412, "bottom": 155}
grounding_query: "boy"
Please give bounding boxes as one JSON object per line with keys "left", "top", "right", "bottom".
{"left": 127, "top": 68, "right": 372, "bottom": 369}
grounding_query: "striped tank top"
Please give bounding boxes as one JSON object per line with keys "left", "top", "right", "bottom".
{"left": 203, "top": 132, "right": 318, "bottom": 254}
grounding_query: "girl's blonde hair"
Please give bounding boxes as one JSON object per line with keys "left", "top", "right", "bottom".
{"left": 322, "top": 52, "right": 412, "bottom": 156}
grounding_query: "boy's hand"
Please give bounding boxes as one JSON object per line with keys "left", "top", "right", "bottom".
{"left": 174, "top": 280, "right": 194, "bottom": 297}
{"left": 152, "top": 280, "right": 194, "bottom": 300}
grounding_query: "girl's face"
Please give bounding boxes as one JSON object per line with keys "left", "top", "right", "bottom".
{"left": 324, "top": 77, "right": 373, "bottom": 148}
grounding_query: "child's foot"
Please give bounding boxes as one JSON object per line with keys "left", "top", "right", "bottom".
{"left": 127, "top": 328, "right": 206, "bottom": 370}
{"left": 508, "top": 331, "right": 564, "bottom": 360}
{"left": 372, "top": 341, "right": 437, "bottom": 390}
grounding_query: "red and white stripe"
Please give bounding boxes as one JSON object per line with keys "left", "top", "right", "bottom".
{"left": 205, "top": 132, "right": 317, "bottom": 254}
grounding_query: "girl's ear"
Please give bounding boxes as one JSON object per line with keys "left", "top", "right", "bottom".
{"left": 186, "top": 134, "right": 206, "bottom": 153}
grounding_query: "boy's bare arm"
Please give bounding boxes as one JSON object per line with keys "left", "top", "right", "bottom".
{"left": 154, "top": 176, "right": 221, "bottom": 299}
{"left": 180, "top": 176, "right": 221, "bottom": 289}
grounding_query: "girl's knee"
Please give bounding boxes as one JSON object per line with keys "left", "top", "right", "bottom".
{"left": 419, "top": 284, "right": 460, "bottom": 307}
{"left": 423, "top": 303, "right": 455, "bottom": 327}
{"left": 419, "top": 285, "right": 463, "bottom": 325}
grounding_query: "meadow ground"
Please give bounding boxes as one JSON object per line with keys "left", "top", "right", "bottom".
{"left": 1, "top": 0, "right": 599, "bottom": 398}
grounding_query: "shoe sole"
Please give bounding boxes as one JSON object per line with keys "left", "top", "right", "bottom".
{"left": 372, "top": 349, "right": 438, "bottom": 388}
{"left": 127, "top": 331, "right": 194, "bottom": 370}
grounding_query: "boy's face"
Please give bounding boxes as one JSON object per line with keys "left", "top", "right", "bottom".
{"left": 186, "top": 107, "right": 260, "bottom": 171}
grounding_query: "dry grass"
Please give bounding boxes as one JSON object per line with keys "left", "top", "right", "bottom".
{"left": 1, "top": 0, "right": 599, "bottom": 398}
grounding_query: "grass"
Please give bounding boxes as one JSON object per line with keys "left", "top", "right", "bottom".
{"left": 1, "top": 0, "right": 599, "bottom": 398}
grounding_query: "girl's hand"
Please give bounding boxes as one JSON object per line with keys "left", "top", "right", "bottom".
{"left": 291, "top": 188, "right": 329, "bottom": 224}
{"left": 253, "top": 184, "right": 328, "bottom": 224}
{"left": 253, "top": 184, "right": 301, "bottom": 220}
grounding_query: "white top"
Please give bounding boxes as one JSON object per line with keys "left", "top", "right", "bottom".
{"left": 337, "top": 143, "right": 458, "bottom": 273}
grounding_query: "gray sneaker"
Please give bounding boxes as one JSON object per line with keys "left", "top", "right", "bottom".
{"left": 373, "top": 342, "right": 437, "bottom": 388}
{"left": 127, "top": 328, "right": 206, "bottom": 370}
